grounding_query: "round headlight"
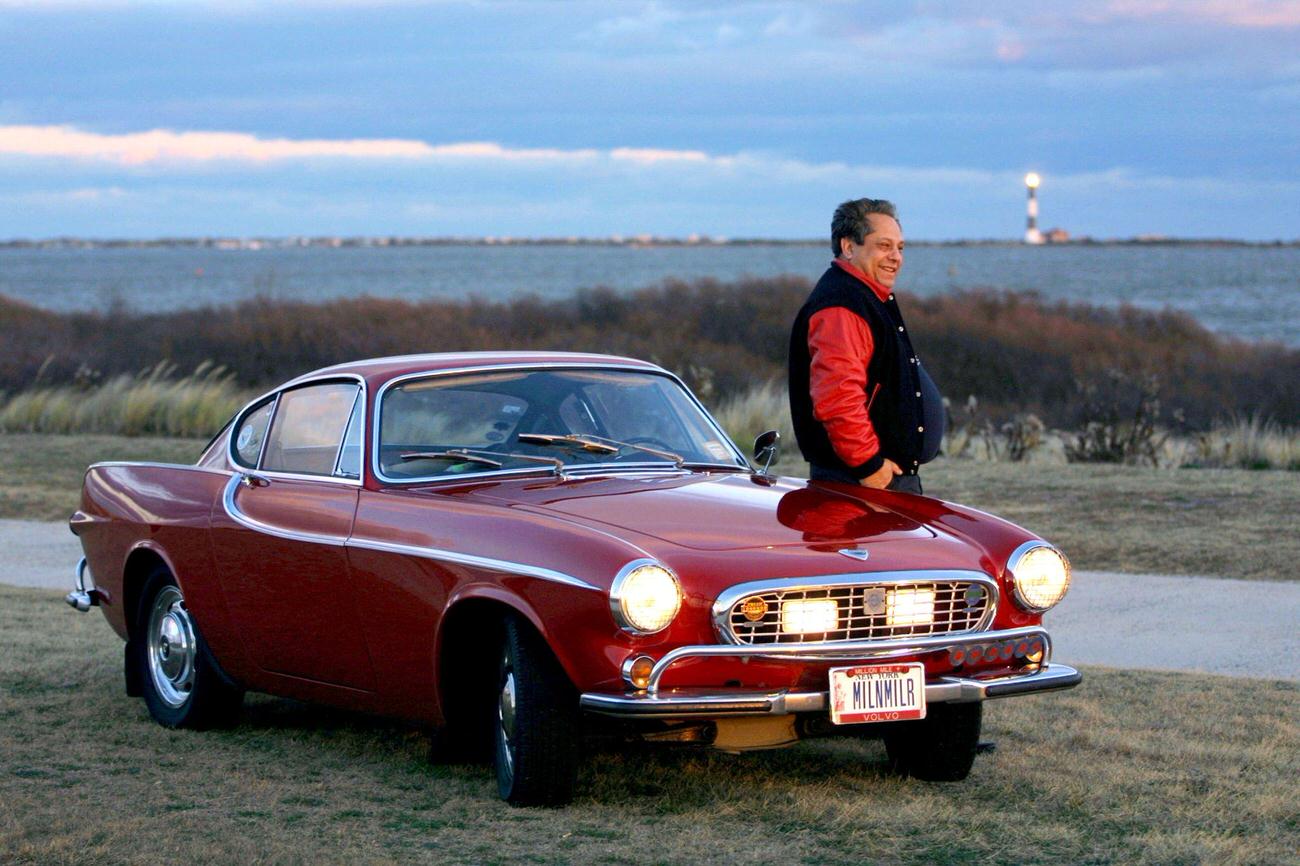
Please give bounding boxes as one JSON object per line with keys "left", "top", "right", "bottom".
{"left": 1007, "top": 541, "right": 1071, "bottom": 612}
{"left": 610, "top": 560, "right": 681, "bottom": 634}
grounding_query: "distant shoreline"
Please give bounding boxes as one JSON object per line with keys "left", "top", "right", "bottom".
{"left": 3, "top": 235, "right": 1298, "bottom": 250}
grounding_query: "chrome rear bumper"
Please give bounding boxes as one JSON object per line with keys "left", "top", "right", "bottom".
{"left": 65, "top": 557, "right": 99, "bottom": 612}
{"left": 580, "top": 663, "right": 1082, "bottom": 719}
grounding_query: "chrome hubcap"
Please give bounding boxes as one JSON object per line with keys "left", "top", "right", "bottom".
{"left": 498, "top": 653, "right": 517, "bottom": 776}
{"left": 147, "top": 586, "right": 196, "bottom": 709}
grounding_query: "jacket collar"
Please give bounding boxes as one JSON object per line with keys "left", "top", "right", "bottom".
{"left": 833, "top": 258, "right": 893, "bottom": 303}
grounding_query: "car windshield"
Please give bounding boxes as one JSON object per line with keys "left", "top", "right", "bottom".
{"left": 377, "top": 368, "right": 745, "bottom": 480}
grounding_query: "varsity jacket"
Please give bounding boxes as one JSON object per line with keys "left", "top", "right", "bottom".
{"left": 788, "top": 261, "right": 928, "bottom": 479}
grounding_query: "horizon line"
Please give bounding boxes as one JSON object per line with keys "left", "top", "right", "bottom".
{"left": 3, "top": 234, "right": 1297, "bottom": 248}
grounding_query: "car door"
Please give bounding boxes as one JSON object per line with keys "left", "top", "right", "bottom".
{"left": 211, "top": 379, "right": 376, "bottom": 691}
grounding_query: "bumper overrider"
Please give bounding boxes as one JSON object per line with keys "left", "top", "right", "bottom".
{"left": 580, "top": 626, "right": 1081, "bottom": 719}
{"left": 66, "top": 557, "right": 100, "bottom": 612}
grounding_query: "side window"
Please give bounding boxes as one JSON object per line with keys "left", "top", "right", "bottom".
{"left": 262, "top": 382, "right": 360, "bottom": 476}
{"left": 335, "top": 392, "right": 363, "bottom": 479}
{"left": 232, "top": 398, "right": 275, "bottom": 468}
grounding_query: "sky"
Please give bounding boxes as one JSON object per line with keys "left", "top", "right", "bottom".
{"left": 1, "top": 0, "right": 1298, "bottom": 240}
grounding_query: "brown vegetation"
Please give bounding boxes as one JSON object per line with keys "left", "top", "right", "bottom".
{"left": 2, "top": 277, "right": 1297, "bottom": 430}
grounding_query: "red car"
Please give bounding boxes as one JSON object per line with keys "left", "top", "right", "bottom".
{"left": 69, "top": 352, "right": 1080, "bottom": 806}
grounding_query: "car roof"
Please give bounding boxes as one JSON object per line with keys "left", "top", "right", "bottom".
{"left": 288, "top": 351, "right": 667, "bottom": 389}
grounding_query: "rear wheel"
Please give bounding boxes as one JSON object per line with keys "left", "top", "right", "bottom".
{"left": 883, "top": 702, "right": 982, "bottom": 781}
{"left": 494, "top": 615, "right": 579, "bottom": 806}
{"left": 131, "top": 566, "right": 242, "bottom": 729}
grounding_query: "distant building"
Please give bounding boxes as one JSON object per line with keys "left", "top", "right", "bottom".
{"left": 1045, "top": 227, "right": 1070, "bottom": 243}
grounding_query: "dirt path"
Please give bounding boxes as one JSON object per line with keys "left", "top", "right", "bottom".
{"left": 6, "top": 518, "right": 1297, "bottom": 681}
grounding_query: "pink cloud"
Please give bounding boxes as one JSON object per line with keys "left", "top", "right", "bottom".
{"left": 0, "top": 125, "right": 435, "bottom": 164}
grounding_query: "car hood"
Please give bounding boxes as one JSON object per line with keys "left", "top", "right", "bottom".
{"left": 472, "top": 471, "right": 939, "bottom": 552}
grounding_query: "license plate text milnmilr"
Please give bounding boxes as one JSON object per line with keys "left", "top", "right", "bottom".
{"left": 829, "top": 663, "right": 927, "bottom": 725}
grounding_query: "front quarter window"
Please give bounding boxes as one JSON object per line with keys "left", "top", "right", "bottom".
{"left": 232, "top": 398, "right": 274, "bottom": 468}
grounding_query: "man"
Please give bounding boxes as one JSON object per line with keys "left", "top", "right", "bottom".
{"left": 788, "top": 198, "right": 940, "bottom": 493}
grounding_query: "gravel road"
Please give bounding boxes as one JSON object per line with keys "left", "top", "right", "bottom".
{"left": 6, "top": 518, "right": 1297, "bottom": 681}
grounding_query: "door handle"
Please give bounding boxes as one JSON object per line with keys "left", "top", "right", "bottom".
{"left": 239, "top": 472, "right": 271, "bottom": 489}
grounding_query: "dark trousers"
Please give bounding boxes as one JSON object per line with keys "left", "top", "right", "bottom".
{"left": 809, "top": 462, "right": 923, "bottom": 494}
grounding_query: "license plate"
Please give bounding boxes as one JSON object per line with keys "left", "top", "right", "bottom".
{"left": 829, "top": 663, "right": 927, "bottom": 725}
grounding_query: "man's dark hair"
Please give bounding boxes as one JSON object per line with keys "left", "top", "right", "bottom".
{"left": 831, "top": 198, "right": 898, "bottom": 256}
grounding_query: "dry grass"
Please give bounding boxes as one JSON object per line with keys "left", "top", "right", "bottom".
{"left": 0, "top": 362, "right": 249, "bottom": 438}
{"left": 0, "top": 433, "right": 204, "bottom": 521}
{"left": 1185, "top": 415, "right": 1300, "bottom": 471}
{"left": 711, "top": 379, "right": 795, "bottom": 459}
{"left": 914, "top": 460, "right": 1299, "bottom": 582}
{"left": 1, "top": 583, "right": 1295, "bottom": 865}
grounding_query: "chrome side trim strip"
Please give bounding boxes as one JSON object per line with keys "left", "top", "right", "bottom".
{"left": 221, "top": 473, "right": 598, "bottom": 590}
{"left": 711, "top": 571, "right": 1000, "bottom": 645}
{"left": 222, "top": 473, "right": 350, "bottom": 548}
{"left": 344, "top": 536, "right": 600, "bottom": 591}
{"left": 85, "top": 461, "right": 232, "bottom": 475}
{"left": 645, "top": 626, "right": 1052, "bottom": 696}
{"left": 578, "top": 663, "right": 1082, "bottom": 718}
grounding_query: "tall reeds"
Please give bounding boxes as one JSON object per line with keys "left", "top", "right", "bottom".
{"left": 0, "top": 362, "right": 249, "bottom": 438}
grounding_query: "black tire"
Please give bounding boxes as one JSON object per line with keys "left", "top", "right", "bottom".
{"left": 883, "top": 702, "right": 982, "bottom": 782}
{"left": 494, "top": 614, "right": 579, "bottom": 806}
{"left": 130, "top": 566, "right": 243, "bottom": 730}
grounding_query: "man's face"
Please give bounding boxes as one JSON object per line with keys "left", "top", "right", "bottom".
{"left": 842, "top": 215, "right": 904, "bottom": 289}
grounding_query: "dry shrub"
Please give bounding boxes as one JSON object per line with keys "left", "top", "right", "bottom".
{"left": 1064, "top": 369, "right": 1174, "bottom": 465}
{"left": 1, "top": 278, "right": 1296, "bottom": 433}
{"left": 1190, "top": 415, "right": 1300, "bottom": 470}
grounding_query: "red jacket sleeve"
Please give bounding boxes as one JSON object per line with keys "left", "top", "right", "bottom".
{"left": 807, "top": 307, "right": 884, "bottom": 477}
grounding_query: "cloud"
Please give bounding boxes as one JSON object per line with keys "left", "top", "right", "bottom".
{"left": 1102, "top": 1, "right": 1300, "bottom": 29}
{"left": 0, "top": 125, "right": 436, "bottom": 164}
{"left": 0, "top": 124, "right": 733, "bottom": 170}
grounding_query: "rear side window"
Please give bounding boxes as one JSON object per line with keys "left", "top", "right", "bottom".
{"left": 261, "top": 382, "right": 360, "bottom": 476}
{"left": 232, "top": 398, "right": 275, "bottom": 468}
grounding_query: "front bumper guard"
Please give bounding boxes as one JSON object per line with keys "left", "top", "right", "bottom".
{"left": 65, "top": 557, "right": 99, "bottom": 612}
{"left": 580, "top": 625, "right": 1082, "bottom": 719}
{"left": 581, "top": 663, "right": 1082, "bottom": 719}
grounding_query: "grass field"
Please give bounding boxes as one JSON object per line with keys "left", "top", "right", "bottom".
{"left": 3, "top": 431, "right": 1296, "bottom": 581}
{"left": 1, "top": 584, "right": 1295, "bottom": 865}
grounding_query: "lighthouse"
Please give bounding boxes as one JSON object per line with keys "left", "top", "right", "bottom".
{"left": 1024, "top": 172, "right": 1043, "bottom": 244}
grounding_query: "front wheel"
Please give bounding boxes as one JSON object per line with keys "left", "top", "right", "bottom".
{"left": 494, "top": 615, "right": 579, "bottom": 806}
{"left": 883, "top": 702, "right": 982, "bottom": 781}
{"left": 131, "top": 567, "right": 243, "bottom": 729}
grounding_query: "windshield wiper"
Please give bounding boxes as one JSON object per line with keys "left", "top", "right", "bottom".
{"left": 516, "top": 433, "right": 618, "bottom": 454}
{"left": 400, "top": 448, "right": 566, "bottom": 477}
{"left": 518, "top": 432, "right": 684, "bottom": 467}
{"left": 400, "top": 450, "right": 502, "bottom": 467}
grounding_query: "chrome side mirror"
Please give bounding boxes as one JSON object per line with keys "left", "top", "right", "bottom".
{"left": 752, "top": 430, "right": 780, "bottom": 475}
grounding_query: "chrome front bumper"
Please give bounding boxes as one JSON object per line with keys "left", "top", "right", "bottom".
{"left": 580, "top": 625, "right": 1082, "bottom": 719}
{"left": 65, "top": 557, "right": 99, "bottom": 612}
{"left": 581, "top": 663, "right": 1082, "bottom": 719}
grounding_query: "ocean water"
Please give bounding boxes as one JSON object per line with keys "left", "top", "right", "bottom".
{"left": 1, "top": 243, "right": 1296, "bottom": 346}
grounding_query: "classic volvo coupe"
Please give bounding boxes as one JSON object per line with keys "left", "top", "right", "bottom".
{"left": 68, "top": 351, "right": 1080, "bottom": 805}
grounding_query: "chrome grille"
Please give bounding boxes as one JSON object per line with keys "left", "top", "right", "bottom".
{"left": 723, "top": 579, "right": 993, "bottom": 645}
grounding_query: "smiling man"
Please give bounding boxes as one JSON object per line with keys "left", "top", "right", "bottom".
{"left": 788, "top": 198, "right": 941, "bottom": 493}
